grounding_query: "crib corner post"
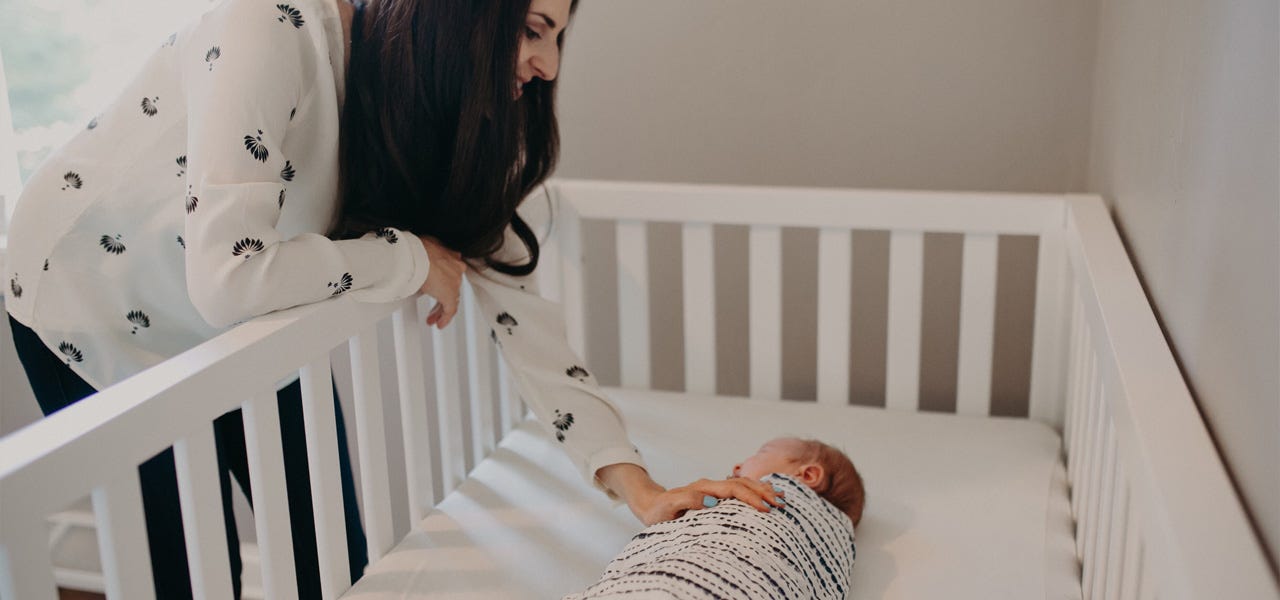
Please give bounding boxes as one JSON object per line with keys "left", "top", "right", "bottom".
{"left": 1028, "top": 199, "right": 1072, "bottom": 430}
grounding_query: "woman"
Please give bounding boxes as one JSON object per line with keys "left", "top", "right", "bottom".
{"left": 4, "top": 0, "right": 784, "bottom": 596}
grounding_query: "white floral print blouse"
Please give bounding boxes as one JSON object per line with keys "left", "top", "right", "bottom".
{"left": 3, "top": 0, "right": 643, "bottom": 498}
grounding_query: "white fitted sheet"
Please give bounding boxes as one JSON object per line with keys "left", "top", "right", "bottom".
{"left": 342, "top": 388, "right": 1082, "bottom": 599}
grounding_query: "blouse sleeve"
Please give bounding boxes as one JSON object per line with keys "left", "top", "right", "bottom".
{"left": 464, "top": 194, "right": 647, "bottom": 502}
{"left": 182, "top": 0, "right": 429, "bottom": 328}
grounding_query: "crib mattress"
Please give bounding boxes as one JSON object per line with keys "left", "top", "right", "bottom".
{"left": 342, "top": 388, "right": 1082, "bottom": 600}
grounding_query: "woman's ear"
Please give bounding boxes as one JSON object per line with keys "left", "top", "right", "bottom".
{"left": 798, "top": 464, "right": 825, "bottom": 489}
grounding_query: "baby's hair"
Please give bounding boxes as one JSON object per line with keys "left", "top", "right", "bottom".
{"left": 793, "top": 439, "right": 866, "bottom": 527}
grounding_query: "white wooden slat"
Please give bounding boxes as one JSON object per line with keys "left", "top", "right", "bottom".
{"left": 1029, "top": 228, "right": 1069, "bottom": 427}
{"left": 559, "top": 200, "right": 587, "bottom": 356}
{"left": 432, "top": 321, "right": 467, "bottom": 495}
{"left": 1061, "top": 303, "right": 1079, "bottom": 470}
{"left": 885, "top": 230, "right": 924, "bottom": 410}
{"left": 463, "top": 282, "right": 497, "bottom": 462}
{"left": 348, "top": 325, "right": 395, "bottom": 562}
{"left": 173, "top": 424, "right": 235, "bottom": 600}
{"left": 816, "top": 228, "right": 853, "bottom": 406}
{"left": 955, "top": 233, "right": 998, "bottom": 415}
{"left": 1104, "top": 474, "right": 1130, "bottom": 600}
{"left": 1120, "top": 505, "right": 1144, "bottom": 600}
{"left": 748, "top": 225, "right": 782, "bottom": 400}
{"left": 300, "top": 358, "right": 351, "bottom": 599}
{"left": 1071, "top": 350, "right": 1098, "bottom": 519}
{"left": 1074, "top": 357, "right": 1100, "bottom": 555}
{"left": 682, "top": 223, "right": 716, "bottom": 395}
{"left": 1088, "top": 426, "right": 1118, "bottom": 599}
{"left": 241, "top": 391, "right": 299, "bottom": 599}
{"left": 392, "top": 301, "right": 435, "bottom": 523}
{"left": 91, "top": 471, "right": 156, "bottom": 600}
{"left": 1063, "top": 296, "right": 1085, "bottom": 462}
{"left": 1138, "top": 544, "right": 1157, "bottom": 600}
{"left": 497, "top": 354, "right": 517, "bottom": 434}
{"left": 0, "top": 519, "right": 58, "bottom": 600}
{"left": 1081, "top": 388, "right": 1109, "bottom": 563}
{"left": 616, "top": 220, "right": 652, "bottom": 389}
{"left": 538, "top": 214, "right": 564, "bottom": 304}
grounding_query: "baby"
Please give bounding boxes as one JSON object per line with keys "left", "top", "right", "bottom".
{"left": 565, "top": 438, "right": 865, "bottom": 600}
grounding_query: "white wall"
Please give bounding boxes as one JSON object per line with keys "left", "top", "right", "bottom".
{"left": 554, "top": 0, "right": 1098, "bottom": 408}
{"left": 1086, "top": 0, "right": 1279, "bottom": 570}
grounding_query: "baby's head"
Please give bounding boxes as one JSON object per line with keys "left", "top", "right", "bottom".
{"left": 732, "top": 437, "right": 865, "bottom": 527}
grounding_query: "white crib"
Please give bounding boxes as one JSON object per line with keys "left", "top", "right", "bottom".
{"left": 1, "top": 179, "right": 1275, "bottom": 599}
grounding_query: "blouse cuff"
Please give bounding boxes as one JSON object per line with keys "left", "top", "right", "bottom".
{"left": 346, "top": 228, "right": 430, "bottom": 304}
{"left": 586, "top": 446, "right": 648, "bottom": 505}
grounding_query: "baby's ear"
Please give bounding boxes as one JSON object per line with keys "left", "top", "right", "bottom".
{"left": 798, "top": 464, "right": 825, "bottom": 489}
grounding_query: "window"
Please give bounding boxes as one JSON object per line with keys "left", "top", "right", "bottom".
{"left": 0, "top": 0, "right": 212, "bottom": 233}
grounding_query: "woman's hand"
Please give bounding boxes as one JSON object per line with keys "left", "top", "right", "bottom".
{"left": 635, "top": 478, "right": 786, "bottom": 525}
{"left": 416, "top": 234, "right": 467, "bottom": 329}
{"left": 597, "top": 464, "right": 785, "bottom": 526}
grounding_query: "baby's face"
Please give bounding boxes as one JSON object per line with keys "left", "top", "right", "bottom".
{"left": 731, "top": 438, "right": 806, "bottom": 481}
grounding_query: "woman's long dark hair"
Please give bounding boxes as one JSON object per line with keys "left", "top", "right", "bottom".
{"left": 333, "top": 0, "right": 578, "bottom": 276}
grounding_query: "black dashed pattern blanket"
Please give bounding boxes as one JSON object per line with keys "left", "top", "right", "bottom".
{"left": 563, "top": 474, "right": 856, "bottom": 599}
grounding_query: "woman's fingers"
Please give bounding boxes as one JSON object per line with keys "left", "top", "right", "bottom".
{"left": 425, "top": 302, "right": 444, "bottom": 327}
{"left": 685, "top": 478, "right": 785, "bottom": 513}
{"left": 416, "top": 234, "right": 468, "bottom": 329}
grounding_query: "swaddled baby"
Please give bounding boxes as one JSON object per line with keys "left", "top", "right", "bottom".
{"left": 564, "top": 438, "right": 865, "bottom": 600}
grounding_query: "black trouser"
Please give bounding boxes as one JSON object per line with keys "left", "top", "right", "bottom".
{"left": 8, "top": 314, "right": 367, "bottom": 599}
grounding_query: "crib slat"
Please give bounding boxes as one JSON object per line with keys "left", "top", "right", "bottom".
{"left": 1029, "top": 228, "right": 1068, "bottom": 426}
{"left": 538, "top": 207, "right": 564, "bottom": 305}
{"left": 0, "top": 519, "right": 58, "bottom": 600}
{"left": 886, "top": 230, "right": 924, "bottom": 410}
{"left": 559, "top": 200, "right": 587, "bottom": 356}
{"left": 683, "top": 223, "right": 716, "bottom": 395}
{"left": 1120, "top": 502, "right": 1144, "bottom": 600}
{"left": 497, "top": 354, "right": 519, "bottom": 433}
{"left": 433, "top": 322, "right": 467, "bottom": 494}
{"left": 90, "top": 471, "right": 156, "bottom": 600}
{"left": 463, "top": 283, "right": 497, "bottom": 462}
{"left": 300, "top": 358, "right": 352, "bottom": 598}
{"left": 393, "top": 301, "right": 436, "bottom": 523}
{"left": 1064, "top": 296, "right": 1085, "bottom": 465}
{"left": 1081, "top": 388, "right": 1108, "bottom": 564}
{"left": 174, "top": 424, "right": 235, "bottom": 600}
{"left": 348, "top": 325, "right": 396, "bottom": 562}
{"left": 955, "top": 233, "right": 998, "bottom": 415}
{"left": 1071, "top": 349, "right": 1098, "bottom": 521}
{"left": 1074, "top": 356, "right": 1100, "bottom": 557}
{"left": 816, "top": 228, "right": 853, "bottom": 406}
{"left": 1088, "top": 426, "right": 1118, "bottom": 599}
{"left": 1104, "top": 474, "right": 1130, "bottom": 600}
{"left": 748, "top": 225, "right": 783, "bottom": 400}
{"left": 242, "top": 391, "right": 299, "bottom": 599}
{"left": 1137, "top": 542, "right": 1157, "bottom": 600}
{"left": 616, "top": 220, "right": 652, "bottom": 389}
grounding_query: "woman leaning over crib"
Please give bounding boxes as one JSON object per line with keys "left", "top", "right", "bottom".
{"left": 4, "top": 0, "right": 785, "bottom": 597}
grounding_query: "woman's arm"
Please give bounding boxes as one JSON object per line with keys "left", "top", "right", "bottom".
{"left": 598, "top": 463, "right": 787, "bottom": 526}
{"left": 466, "top": 194, "right": 783, "bottom": 524}
{"left": 182, "top": 0, "right": 429, "bottom": 328}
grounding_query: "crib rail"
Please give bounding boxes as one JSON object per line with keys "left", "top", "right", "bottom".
{"left": 551, "top": 178, "right": 1071, "bottom": 424}
{"left": 1059, "top": 195, "right": 1278, "bottom": 600}
{"left": 0, "top": 289, "right": 515, "bottom": 600}
{"left": 3, "top": 178, "right": 1275, "bottom": 600}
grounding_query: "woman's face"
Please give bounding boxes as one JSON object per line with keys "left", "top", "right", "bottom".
{"left": 515, "top": 0, "right": 571, "bottom": 99}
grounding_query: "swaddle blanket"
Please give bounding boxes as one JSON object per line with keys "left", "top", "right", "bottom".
{"left": 563, "top": 473, "right": 856, "bottom": 600}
